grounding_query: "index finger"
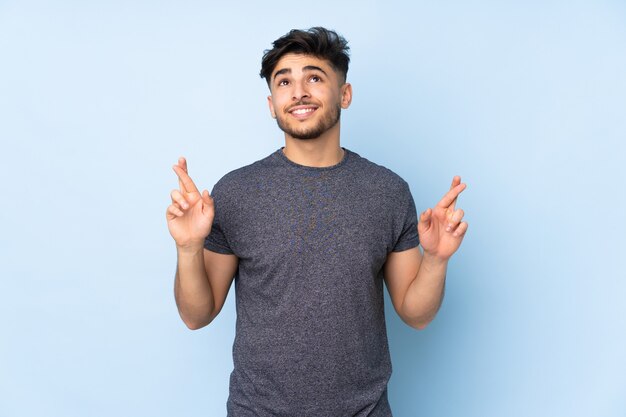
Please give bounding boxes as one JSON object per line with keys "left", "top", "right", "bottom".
{"left": 437, "top": 182, "right": 466, "bottom": 209}
{"left": 175, "top": 157, "right": 188, "bottom": 191}
{"left": 449, "top": 176, "right": 461, "bottom": 210}
{"left": 173, "top": 162, "right": 199, "bottom": 194}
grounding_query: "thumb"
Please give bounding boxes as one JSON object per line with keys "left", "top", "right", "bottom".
{"left": 418, "top": 208, "right": 432, "bottom": 232}
{"left": 201, "top": 190, "right": 214, "bottom": 214}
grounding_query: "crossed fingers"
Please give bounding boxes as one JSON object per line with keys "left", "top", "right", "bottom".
{"left": 437, "top": 176, "right": 465, "bottom": 210}
{"left": 438, "top": 176, "right": 468, "bottom": 238}
{"left": 173, "top": 157, "right": 199, "bottom": 194}
{"left": 168, "top": 157, "right": 201, "bottom": 217}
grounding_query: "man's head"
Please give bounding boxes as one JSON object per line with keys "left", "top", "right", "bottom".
{"left": 261, "top": 27, "right": 353, "bottom": 141}
{"left": 260, "top": 27, "right": 350, "bottom": 86}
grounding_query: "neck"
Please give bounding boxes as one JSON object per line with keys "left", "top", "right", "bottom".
{"left": 282, "top": 124, "right": 344, "bottom": 167}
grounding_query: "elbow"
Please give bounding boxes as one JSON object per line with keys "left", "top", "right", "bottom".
{"left": 400, "top": 302, "right": 439, "bottom": 331}
{"left": 184, "top": 320, "right": 208, "bottom": 330}
{"left": 406, "top": 318, "right": 430, "bottom": 331}
{"left": 401, "top": 312, "right": 434, "bottom": 330}
{"left": 180, "top": 311, "right": 214, "bottom": 331}
{"left": 412, "top": 321, "right": 429, "bottom": 331}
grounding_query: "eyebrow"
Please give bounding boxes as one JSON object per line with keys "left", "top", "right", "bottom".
{"left": 272, "top": 65, "right": 328, "bottom": 80}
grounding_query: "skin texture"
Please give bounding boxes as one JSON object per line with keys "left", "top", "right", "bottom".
{"left": 167, "top": 158, "right": 238, "bottom": 329}
{"left": 268, "top": 53, "right": 347, "bottom": 141}
{"left": 267, "top": 53, "right": 352, "bottom": 167}
{"left": 384, "top": 176, "right": 467, "bottom": 329}
{"left": 167, "top": 52, "right": 468, "bottom": 330}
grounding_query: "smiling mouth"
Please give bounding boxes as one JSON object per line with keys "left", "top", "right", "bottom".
{"left": 292, "top": 108, "right": 315, "bottom": 115}
{"left": 288, "top": 106, "right": 318, "bottom": 119}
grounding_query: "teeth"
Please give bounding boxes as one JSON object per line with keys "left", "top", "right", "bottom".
{"left": 292, "top": 108, "right": 315, "bottom": 115}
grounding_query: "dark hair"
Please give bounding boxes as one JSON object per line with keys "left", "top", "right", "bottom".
{"left": 260, "top": 27, "right": 350, "bottom": 86}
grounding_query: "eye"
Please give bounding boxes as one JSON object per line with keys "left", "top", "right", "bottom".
{"left": 309, "top": 75, "right": 321, "bottom": 83}
{"left": 277, "top": 79, "right": 289, "bottom": 87}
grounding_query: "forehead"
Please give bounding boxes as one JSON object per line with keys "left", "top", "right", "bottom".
{"left": 272, "top": 53, "right": 336, "bottom": 79}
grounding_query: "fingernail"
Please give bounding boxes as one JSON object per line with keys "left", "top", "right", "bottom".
{"left": 446, "top": 224, "right": 452, "bottom": 232}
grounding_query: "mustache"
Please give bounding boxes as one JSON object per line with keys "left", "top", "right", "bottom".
{"left": 287, "top": 101, "right": 318, "bottom": 111}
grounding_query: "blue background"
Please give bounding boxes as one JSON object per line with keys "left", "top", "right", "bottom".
{"left": 1, "top": 1, "right": 625, "bottom": 416}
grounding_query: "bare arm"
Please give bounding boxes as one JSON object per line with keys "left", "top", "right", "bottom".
{"left": 167, "top": 157, "right": 238, "bottom": 330}
{"left": 174, "top": 246, "right": 237, "bottom": 330}
{"left": 384, "top": 247, "right": 447, "bottom": 329}
{"left": 384, "top": 176, "right": 468, "bottom": 330}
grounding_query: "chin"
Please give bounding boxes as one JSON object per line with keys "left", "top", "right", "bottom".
{"left": 290, "top": 131, "right": 325, "bottom": 140}
{"left": 276, "top": 122, "right": 325, "bottom": 140}
{"left": 276, "top": 105, "right": 342, "bottom": 141}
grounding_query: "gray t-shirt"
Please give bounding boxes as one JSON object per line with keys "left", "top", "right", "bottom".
{"left": 204, "top": 148, "right": 419, "bottom": 417}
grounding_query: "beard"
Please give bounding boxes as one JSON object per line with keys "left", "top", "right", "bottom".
{"left": 276, "top": 103, "right": 342, "bottom": 140}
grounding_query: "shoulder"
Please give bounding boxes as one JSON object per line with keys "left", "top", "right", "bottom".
{"left": 346, "top": 149, "right": 411, "bottom": 195}
{"left": 212, "top": 151, "right": 279, "bottom": 194}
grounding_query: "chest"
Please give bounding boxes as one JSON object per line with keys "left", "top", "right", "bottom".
{"left": 223, "top": 179, "right": 395, "bottom": 272}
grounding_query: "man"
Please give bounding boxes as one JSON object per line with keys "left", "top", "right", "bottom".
{"left": 166, "top": 27, "right": 467, "bottom": 417}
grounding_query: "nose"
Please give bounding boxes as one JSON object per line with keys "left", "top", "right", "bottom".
{"left": 292, "top": 80, "right": 310, "bottom": 101}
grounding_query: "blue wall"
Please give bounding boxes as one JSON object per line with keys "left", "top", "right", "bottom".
{"left": 1, "top": 1, "right": 624, "bottom": 416}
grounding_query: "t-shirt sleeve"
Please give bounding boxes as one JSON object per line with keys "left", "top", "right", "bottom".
{"left": 203, "top": 183, "right": 235, "bottom": 255}
{"left": 391, "top": 182, "right": 420, "bottom": 252}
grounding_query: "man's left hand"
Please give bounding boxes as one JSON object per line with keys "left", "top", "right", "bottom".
{"left": 418, "top": 176, "right": 468, "bottom": 261}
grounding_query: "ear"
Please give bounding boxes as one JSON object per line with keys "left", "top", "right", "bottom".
{"left": 340, "top": 83, "right": 352, "bottom": 109}
{"left": 267, "top": 95, "right": 277, "bottom": 119}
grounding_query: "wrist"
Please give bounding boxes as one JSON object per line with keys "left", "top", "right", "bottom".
{"left": 176, "top": 241, "right": 205, "bottom": 256}
{"left": 420, "top": 250, "right": 449, "bottom": 269}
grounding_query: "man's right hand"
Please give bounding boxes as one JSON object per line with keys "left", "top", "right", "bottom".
{"left": 166, "top": 157, "right": 215, "bottom": 249}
